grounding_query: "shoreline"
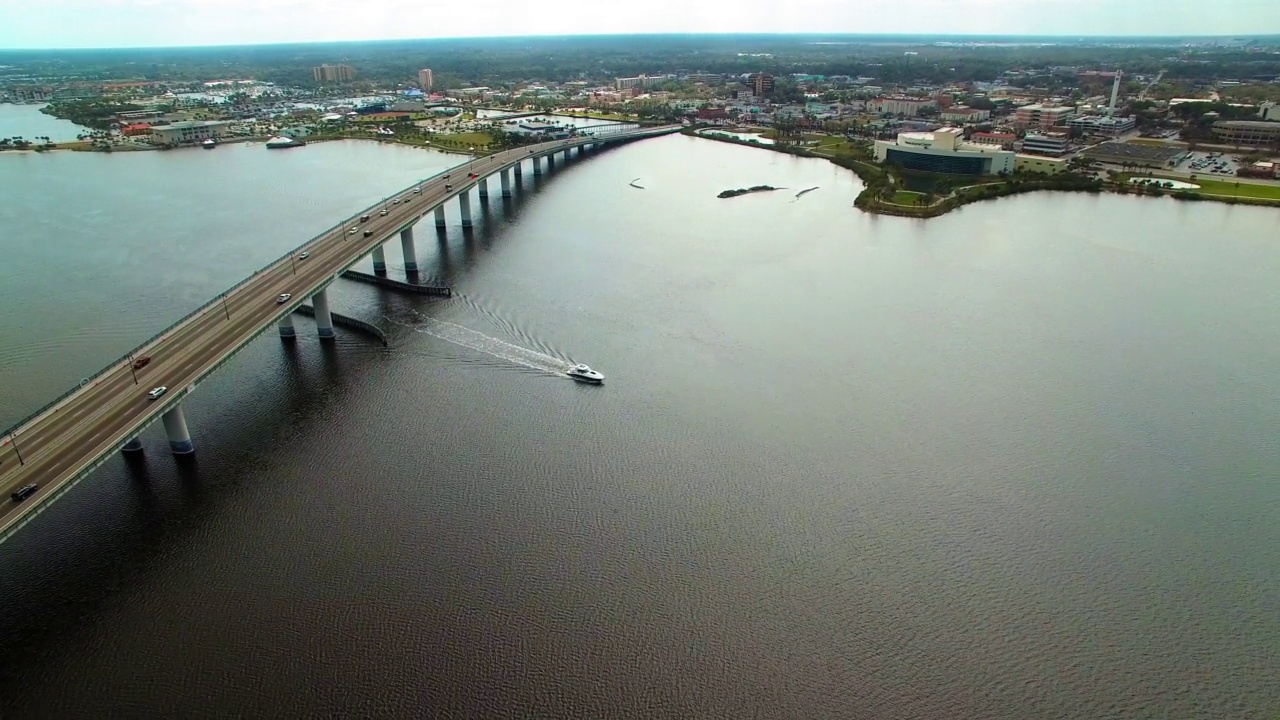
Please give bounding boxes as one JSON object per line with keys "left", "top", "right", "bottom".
{"left": 688, "top": 127, "right": 1280, "bottom": 217}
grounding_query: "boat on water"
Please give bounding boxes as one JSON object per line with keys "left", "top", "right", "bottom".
{"left": 265, "top": 135, "right": 306, "bottom": 149}
{"left": 201, "top": 138, "right": 217, "bottom": 149}
{"left": 566, "top": 364, "right": 604, "bottom": 383}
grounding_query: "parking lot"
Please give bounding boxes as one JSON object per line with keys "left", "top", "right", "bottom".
{"left": 1175, "top": 151, "right": 1241, "bottom": 176}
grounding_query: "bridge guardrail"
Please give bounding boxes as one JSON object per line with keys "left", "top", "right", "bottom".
{"left": 1, "top": 126, "right": 677, "bottom": 439}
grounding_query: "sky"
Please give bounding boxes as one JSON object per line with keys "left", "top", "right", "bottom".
{"left": 0, "top": 0, "right": 1278, "bottom": 49}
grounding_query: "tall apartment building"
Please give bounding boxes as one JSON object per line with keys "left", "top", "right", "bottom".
{"left": 614, "top": 74, "right": 669, "bottom": 91}
{"left": 312, "top": 64, "right": 354, "bottom": 83}
{"left": 870, "top": 96, "right": 937, "bottom": 117}
{"left": 418, "top": 68, "right": 434, "bottom": 92}
{"left": 748, "top": 73, "right": 774, "bottom": 95}
{"left": 1014, "top": 103, "right": 1075, "bottom": 131}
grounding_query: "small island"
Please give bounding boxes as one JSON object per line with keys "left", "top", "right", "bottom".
{"left": 718, "top": 185, "right": 779, "bottom": 199}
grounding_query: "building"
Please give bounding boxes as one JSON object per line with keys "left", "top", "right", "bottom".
{"left": 120, "top": 123, "right": 152, "bottom": 136}
{"left": 749, "top": 73, "right": 774, "bottom": 96}
{"left": 870, "top": 96, "right": 937, "bottom": 117}
{"left": 1238, "top": 161, "right": 1277, "bottom": 179}
{"left": 970, "top": 132, "right": 1016, "bottom": 149}
{"left": 1014, "top": 154, "right": 1068, "bottom": 174}
{"left": 939, "top": 106, "right": 991, "bottom": 123}
{"left": 1211, "top": 120, "right": 1280, "bottom": 147}
{"left": 417, "top": 68, "right": 433, "bottom": 92}
{"left": 149, "top": 120, "right": 233, "bottom": 145}
{"left": 1258, "top": 102, "right": 1279, "bottom": 121}
{"left": 614, "top": 75, "right": 668, "bottom": 91}
{"left": 311, "top": 64, "right": 354, "bottom": 83}
{"left": 1021, "top": 132, "right": 1071, "bottom": 156}
{"left": 1067, "top": 114, "right": 1136, "bottom": 137}
{"left": 696, "top": 108, "right": 729, "bottom": 121}
{"left": 1014, "top": 103, "right": 1075, "bottom": 131}
{"left": 873, "top": 127, "right": 1015, "bottom": 175}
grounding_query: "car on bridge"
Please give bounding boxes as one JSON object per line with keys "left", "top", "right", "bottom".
{"left": 132, "top": 356, "right": 151, "bottom": 370}
{"left": 10, "top": 484, "right": 37, "bottom": 503}
{"left": 379, "top": 209, "right": 388, "bottom": 216}
{"left": 276, "top": 293, "right": 291, "bottom": 304}
{"left": 147, "top": 386, "right": 167, "bottom": 401}
{"left": 413, "top": 187, "right": 421, "bottom": 194}
{"left": 348, "top": 227, "right": 358, "bottom": 235}
{"left": 363, "top": 230, "right": 373, "bottom": 237}
{"left": 299, "top": 252, "right": 310, "bottom": 260}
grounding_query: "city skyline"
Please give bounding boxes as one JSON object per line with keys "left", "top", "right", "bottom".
{"left": 2, "top": 0, "right": 1278, "bottom": 50}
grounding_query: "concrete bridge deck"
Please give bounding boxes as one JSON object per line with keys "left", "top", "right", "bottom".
{"left": 0, "top": 124, "right": 681, "bottom": 543}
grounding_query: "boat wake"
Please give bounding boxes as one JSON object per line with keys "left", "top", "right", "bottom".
{"left": 393, "top": 313, "right": 571, "bottom": 376}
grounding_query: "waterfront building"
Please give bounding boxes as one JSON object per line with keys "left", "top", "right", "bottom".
{"left": 149, "top": 120, "right": 233, "bottom": 145}
{"left": 1014, "top": 154, "right": 1068, "bottom": 174}
{"left": 417, "top": 68, "right": 433, "bottom": 92}
{"left": 873, "top": 127, "right": 1015, "bottom": 175}
{"left": 1021, "top": 132, "right": 1071, "bottom": 157}
{"left": 939, "top": 106, "right": 991, "bottom": 123}
{"left": 614, "top": 75, "right": 669, "bottom": 91}
{"left": 311, "top": 64, "right": 354, "bottom": 83}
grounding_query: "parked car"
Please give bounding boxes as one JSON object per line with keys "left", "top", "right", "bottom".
{"left": 132, "top": 356, "right": 151, "bottom": 370}
{"left": 147, "top": 386, "right": 167, "bottom": 401}
{"left": 10, "top": 484, "right": 37, "bottom": 502}
{"left": 276, "top": 293, "right": 291, "bottom": 304}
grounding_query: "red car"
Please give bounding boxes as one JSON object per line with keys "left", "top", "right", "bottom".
{"left": 132, "top": 356, "right": 151, "bottom": 370}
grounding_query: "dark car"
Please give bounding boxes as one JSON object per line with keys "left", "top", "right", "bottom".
{"left": 363, "top": 230, "right": 373, "bottom": 237}
{"left": 132, "top": 356, "right": 151, "bottom": 370}
{"left": 11, "top": 484, "right": 37, "bottom": 502}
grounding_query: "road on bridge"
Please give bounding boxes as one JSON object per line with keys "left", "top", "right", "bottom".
{"left": 0, "top": 125, "right": 681, "bottom": 541}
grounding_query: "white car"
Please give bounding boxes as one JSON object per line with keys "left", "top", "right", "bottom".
{"left": 299, "top": 252, "right": 310, "bottom": 260}
{"left": 147, "top": 386, "right": 167, "bottom": 401}
{"left": 413, "top": 187, "right": 421, "bottom": 194}
{"left": 348, "top": 227, "right": 358, "bottom": 235}
{"left": 276, "top": 293, "right": 291, "bottom": 304}
{"left": 379, "top": 209, "right": 388, "bottom": 216}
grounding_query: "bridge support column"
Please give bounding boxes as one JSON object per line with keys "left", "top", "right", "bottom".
{"left": 513, "top": 161, "right": 522, "bottom": 178}
{"left": 478, "top": 178, "right": 489, "bottom": 201}
{"left": 459, "top": 189, "right": 472, "bottom": 228}
{"left": 400, "top": 228, "right": 418, "bottom": 272}
{"left": 122, "top": 437, "right": 144, "bottom": 453}
{"left": 162, "top": 405, "right": 194, "bottom": 455}
{"left": 547, "top": 153, "right": 555, "bottom": 170}
{"left": 434, "top": 206, "right": 446, "bottom": 229}
{"left": 500, "top": 169, "right": 512, "bottom": 197}
{"left": 312, "top": 288, "right": 335, "bottom": 340}
{"left": 278, "top": 313, "right": 296, "bottom": 339}
{"left": 533, "top": 157, "right": 542, "bottom": 176}
{"left": 371, "top": 244, "right": 387, "bottom": 274}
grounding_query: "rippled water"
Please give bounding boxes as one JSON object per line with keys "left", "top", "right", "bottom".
{"left": 0, "top": 115, "right": 1278, "bottom": 718}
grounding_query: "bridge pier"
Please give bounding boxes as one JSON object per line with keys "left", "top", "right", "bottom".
{"left": 533, "top": 157, "right": 542, "bottom": 176}
{"left": 459, "top": 189, "right": 472, "bottom": 228}
{"left": 547, "top": 153, "right": 555, "bottom": 170}
{"left": 312, "top": 288, "right": 335, "bottom": 340}
{"left": 478, "top": 178, "right": 489, "bottom": 202}
{"left": 513, "top": 161, "right": 522, "bottom": 178}
{"left": 400, "top": 227, "right": 418, "bottom": 272}
{"left": 371, "top": 244, "right": 387, "bottom": 274}
{"left": 162, "top": 405, "right": 194, "bottom": 455}
{"left": 434, "top": 206, "right": 446, "bottom": 229}
{"left": 278, "top": 313, "right": 296, "bottom": 340}
{"left": 500, "top": 169, "right": 512, "bottom": 197}
{"left": 122, "top": 437, "right": 144, "bottom": 453}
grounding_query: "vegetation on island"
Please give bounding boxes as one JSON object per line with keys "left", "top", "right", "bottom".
{"left": 717, "top": 185, "right": 779, "bottom": 198}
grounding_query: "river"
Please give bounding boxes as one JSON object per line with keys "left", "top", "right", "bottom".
{"left": 0, "top": 103, "right": 92, "bottom": 143}
{"left": 0, "top": 113, "right": 1277, "bottom": 718}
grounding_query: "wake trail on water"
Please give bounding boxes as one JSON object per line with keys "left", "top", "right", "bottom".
{"left": 389, "top": 313, "right": 571, "bottom": 376}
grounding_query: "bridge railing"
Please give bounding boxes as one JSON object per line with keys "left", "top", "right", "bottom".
{"left": 1, "top": 126, "right": 674, "bottom": 439}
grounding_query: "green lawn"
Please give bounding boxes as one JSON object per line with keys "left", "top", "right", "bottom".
{"left": 1184, "top": 177, "right": 1280, "bottom": 199}
{"left": 889, "top": 191, "right": 927, "bottom": 205}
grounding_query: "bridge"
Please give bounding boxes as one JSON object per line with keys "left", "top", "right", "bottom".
{"left": 0, "top": 124, "right": 682, "bottom": 544}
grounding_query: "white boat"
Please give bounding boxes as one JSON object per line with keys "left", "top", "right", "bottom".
{"left": 566, "top": 363, "right": 604, "bottom": 383}
{"left": 201, "top": 138, "right": 217, "bottom": 149}
{"left": 265, "top": 135, "right": 305, "bottom": 149}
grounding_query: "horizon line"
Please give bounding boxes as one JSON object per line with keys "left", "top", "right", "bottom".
{"left": 3, "top": 31, "right": 1279, "bottom": 53}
